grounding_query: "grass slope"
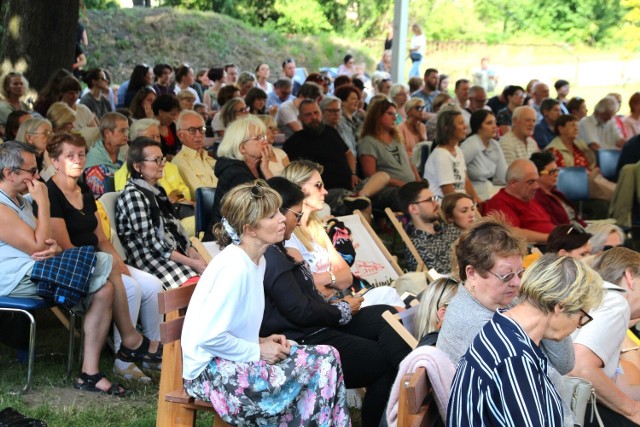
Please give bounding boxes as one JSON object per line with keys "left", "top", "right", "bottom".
{"left": 83, "top": 7, "right": 375, "bottom": 83}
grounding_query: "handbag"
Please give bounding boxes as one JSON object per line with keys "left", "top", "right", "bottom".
{"left": 561, "top": 376, "right": 603, "bottom": 427}
{"left": 32, "top": 246, "right": 97, "bottom": 308}
{"left": 409, "top": 51, "right": 422, "bottom": 62}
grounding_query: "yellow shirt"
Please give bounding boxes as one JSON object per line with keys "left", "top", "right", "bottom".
{"left": 171, "top": 145, "right": 217, "bottom": 196}
{"left": 114, "top": 161, "right": 192, "bottom": 201}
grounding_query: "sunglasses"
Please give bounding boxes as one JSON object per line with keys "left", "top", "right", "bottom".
{"left": 250, "top": 183, "right": 265, "bottom": 199}
{"left": 487, "top": 268, "right": 525, "bottom": 283}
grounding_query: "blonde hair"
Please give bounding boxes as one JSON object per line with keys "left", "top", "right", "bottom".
{"left": 46, "top": 102, "right": 76, "bottom": 131}
{"left": 414, "top": 277, "right": 459, "bottom": 341}
{"left": 176, "top": 89, "right": 196, "bottom": 101}
{"left": 217, "top": 115, "right": 266, "bottom": 161}
{"left": 520, "top": 253, "right": 604, "bottom": 315}
{"left": 589, "top": 246, "right": 640, "bottom": 286}
{"left": 281, "top": 160, "right": 327, "bottom": 252}
{"left": 212, "top": 179, "right": 282, "bottom": 248}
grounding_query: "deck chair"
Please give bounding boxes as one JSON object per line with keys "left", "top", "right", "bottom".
{"left": 385, "top": 208, "right": 427, "bottom": 272}
{"left": 382, "top": 303, "right": 421, "bottom": 350}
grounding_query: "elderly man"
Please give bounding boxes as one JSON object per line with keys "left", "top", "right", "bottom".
{"left": 266, "top": 78, "right": 294, "bottom": 109}
{"left": 579, "top": 96, "right": 625, "bottom": 150}
{"left": 499, "top": 106, "right": 539, "bottom": 166}
{"left": 282, "top": 58, "right": 301, "bottom": 96}
{"left": 461, "top": 85, "right": 490, "bottom": 131}
{"left": 533, "top": 98, "right": 562, "bottom": 149}
{"left": 171, "top": 110, "right": 216, "bottom": 196}
{"left": 397, "top": 180, "right": 460, "bottom": 273}
{"left": 482, "top": 159, "right": 555, "bottom": 243}
{"left": 275, "top": 82, "right": 322, "bottom": 140}
{"left": 530, "top": 81, "right": 550, "bottom": 123}
{"left": 411, "top": 68, "right": 439, "bottom": 119}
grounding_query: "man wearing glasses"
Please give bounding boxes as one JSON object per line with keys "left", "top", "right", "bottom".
{"left": 171, "top": 110, "right": 216, "bottom": 197}
{"left": 397, "top": 180, "right": 460, "bottom": 273}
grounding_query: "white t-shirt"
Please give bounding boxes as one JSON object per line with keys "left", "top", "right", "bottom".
{"left": 423, "top": 146, "right": 467, "bottom": 198}
{"left": 276, "top": 100, "right": 300, "bottom": 140}
{"left": 285, "top": 232, "right": 330, "bottom": 274}
{"left": 411, "top": 34, "right": 426, "bottom": 54}
{"left": 181, "top": 244, "right": 265, "bottom": 379}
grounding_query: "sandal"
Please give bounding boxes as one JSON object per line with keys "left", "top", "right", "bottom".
{"left": 74, "top": 372, "right": 129, "bottom": 397}
{"left": 0, "top": 407, "right": 47, "bottom": 427}
{"left": 116, "top": 336, "right": 162, "bottom": 364}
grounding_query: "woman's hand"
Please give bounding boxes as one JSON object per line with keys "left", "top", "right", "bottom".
{"left": 259, "top": 334, "right": 291, "bottom": 364}
{"left": 259, "top": 146, "right": 272, "bottom": 175}
{"left": 187, "top": 247, "right": 207, "bottom": 274}
{"left": 341, "top": 295, "right": 363, "bottom": 314}
{"left": 116, "top": 256, "right": 131, "bottom": 276}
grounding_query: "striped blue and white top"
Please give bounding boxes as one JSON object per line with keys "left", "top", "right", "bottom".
{"left": 447, "top": 309, "right": 564, "bottom": 427}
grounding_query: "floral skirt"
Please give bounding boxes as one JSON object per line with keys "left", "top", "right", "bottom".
{"left": 184, "top": 344, "right": 351, "bottom": 426}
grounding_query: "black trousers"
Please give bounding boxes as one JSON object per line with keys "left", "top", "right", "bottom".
{"left": 585, "top": 402, "right": 640, "bottom": 427}
{"left": 300, "top": 305, "right": 411, "bottom": 426}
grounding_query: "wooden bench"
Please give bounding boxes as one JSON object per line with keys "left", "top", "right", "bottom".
{"left": 155, "top": 284, "right": 231, "bottom": 427}
{"left": 397, "top": 367, "right": 443, "bottom": 427}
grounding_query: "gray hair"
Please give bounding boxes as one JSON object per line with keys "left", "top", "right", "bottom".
{"left": 594, "top": 96, "right": 618, "bottom": 114}
{"left": 130, "top": 118, "right": 160, "bottom": 140}
{"left": 319, "top": 95, "right": 341, "bottom": 111}
{"left": 175, "top": 109, "right": 203, "bottom": 130}
{"left": 389, "top": 83, "right": 408, "bottom": 100}
{"left": 586, "top": 223, "right": 626, "bottom": 254}
{"left": 0, "top": 140, "right": 37, "bottom": 181}
{"left": 217, "top": 115, "right": 266, "bottom": 161}
{"left": 99, "top": 111, "right": 128, "bottom": 136}
{"left": 15, "top": 118, "right": 52, "bottom": 143}
{"left": 512, "top": 105, "right": 535, "bottom": 121}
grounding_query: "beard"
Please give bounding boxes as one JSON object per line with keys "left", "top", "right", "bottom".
{"left": 305, "top": 121, "right": 325, "bottom": 135}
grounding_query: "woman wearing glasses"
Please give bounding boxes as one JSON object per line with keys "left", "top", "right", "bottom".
{"left": 116, "top": 137, "right": 206, "bottom": 289}
{"left": 397, "top": 98, "right": 427, "bottom": 159}
{"left": 262, "top": 176, "right": 411, "bottom": 426}
{"left": 460, "top": 109, "right": 508, "bottom": 201}
{"left": 438, "top": 217, "right": 580, "bottom": 426}
{"left": 216, "top": 97, "right": 249, "bottom": 137}
{"left": 182, "top": 180, "right": 351, "bottom": 426}
{"left": 45, "top": 133, "right": 164, "bottom": 381}
{"left": 16, "top": 118, "right": 56, "bottom": 181}
{"left": 205, "top": 116, "right": 273, "bottom": 239}
{"left": 448, "top": 253, "right": 603, "bottom": 426}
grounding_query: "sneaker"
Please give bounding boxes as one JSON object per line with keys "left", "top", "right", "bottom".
{"left": 113, "top": 362, "right": 152, "bottom": 382}
{"left": 343, "top": 196, "right": 370, "bottom": 212}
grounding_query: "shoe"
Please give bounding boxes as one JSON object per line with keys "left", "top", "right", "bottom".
{"left": 74, "top": 372, "right": 129, "bottom": 397}
{"left": 114, "top": 362, "right": 152, "bottom": 382}
{"left": 343, "top": 196, "right": 370, "bottom": 213}
{"left": 116, "top": 336, "right": 162, "bottom": 364}
{"left": 142, "top": 361, "right": 162, "bottom": 371}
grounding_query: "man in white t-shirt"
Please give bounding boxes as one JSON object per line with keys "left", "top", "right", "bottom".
{"left": 579, "top": 96, "right": 625, "bottom": 150}
{"left": 275, "top": 82, "right": 322, "bottom": 141}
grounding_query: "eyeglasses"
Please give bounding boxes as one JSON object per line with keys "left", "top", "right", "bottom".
{"left": 435, "top": 277, "right": 459, "bottom": 309}
{"left": 487, "top": 268, "right": 525, "bottom": 283}
{"left": 470, "top": 97, "right": 487, "bottom": 104}
{"left": 234, "top": 106, "right": 250, "bottom": 114}
{"left": 540, "top": 168, "right": 560, "bottom": 176}
{"left": 414, "top": 106, "right": 425, "bottom": 112}
{"left": 241, "top": 134, "right": 268, "bottom": 144}
{"left": 15, "top": 167, "right": 38, "bottom": 177}
{"left": 578, "top": 309, "right": 593, "bottom": 327}
{"left": 142, "top": 157, "right": 166, "bottom": 165}
{"left": 29, "top": 130, "right": 53, "bottom": 137}
{"left": 313, "top": 181, "right": 324, "bottom": 190}
{"left": 412, "top": 195, "right": 442, "bottom": 205}
{"left": 324, "top": 108, "right": 341, "bottom": 114}
{"left": 281, "top": 207, "right": 303, "bottom": 222}
{"left": 181, "top": 126, "right": 206, "bottom": 135}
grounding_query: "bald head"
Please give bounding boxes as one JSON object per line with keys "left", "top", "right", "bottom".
{"left": 506, "top": 159, "right": 540, "bottom": 201}
{"left": 532, "top": 82, "right": 549, "bottom": 103}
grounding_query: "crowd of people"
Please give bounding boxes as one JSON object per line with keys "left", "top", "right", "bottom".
{"left": 2, "top": 33, "right": 640, "bottom": 425}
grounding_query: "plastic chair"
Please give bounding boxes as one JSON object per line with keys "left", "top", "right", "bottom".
{"left": 596, "top": 149, "right": 621, "bottom": 181}
{"left": 557, "top": 167, "right": 589, "bottom": 202}
{"left": 0, "top": 297, "right": 79, "bottom": 393}
{"left": 195, "top": 187, "right": 216, "bottom": 238}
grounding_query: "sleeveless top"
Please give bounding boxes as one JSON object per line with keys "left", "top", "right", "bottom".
{"left": 285, "top": 232, "right": 331, "bottom": 274}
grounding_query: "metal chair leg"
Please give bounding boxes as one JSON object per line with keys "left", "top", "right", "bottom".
{"left": 0, "top": 307, "right": 36, "bottom": 394}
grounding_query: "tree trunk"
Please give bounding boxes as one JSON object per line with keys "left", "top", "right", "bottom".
{"left": 1, "top": 0, "right": 79, "bottom": 92}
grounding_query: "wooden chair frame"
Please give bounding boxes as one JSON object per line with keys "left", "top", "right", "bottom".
{"left": 385, "top": 208, "right": 428, "bottom": 272}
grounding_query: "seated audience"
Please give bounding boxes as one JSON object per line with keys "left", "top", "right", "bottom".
{"left": 202, "top": 67, "right": 224, "bottom": 112}
{"left": 254, "top": 63, "right": 273, "bottom": 94}
{"left": 616, "top": 133, "right": 640, "bottom": 181}
{"left": 181, "top": 180, "right": 350, "bottom": 426}
{"left": 398, "top": 180, "right": 460, "bottom": 273}
{"left": 448, "top": 253, "right": 603, "bottom": 427}
{"left": 261, "top": 176, "right": 410, "bottom": 426}
{"left": 390, "top": 83, "right": 409, "bottom": 123}
{"left": 441, "top": 192, "right": 476, "bottom": 230}
{"left": 547, "top": 114, "right": 596, "bottom": 169}
{"left": 460, "top": 109, "right": 508, "bottom": 200}
{"left": 4, "top": 110, "right": 32, "bottom": 141}
{"left": 414, "top": 277, "right": 459, "bottom": 346}
{"left": 245, "top": 87, "right": 268, "bottom": 115}
{"left": 334, "top": 84, "right": 364, "bottom": 157}
{"left": 16, "top": 118, "right": 55, "bottom": 180}
{"left": 495, "top": 85, "right": 525, "bottom": 135}
{"left": 499, "top": 106, "right": 539, "bottom": 165}
{"left": 276, "top": 82, "right": 322, "bottom": 140}
{"left": 34, "top": 69, "right": 73, "bottom": 117}
{"left": 0, "top": 140, "right": 160, "bottom": 396}
{"left": 0, "top": 72, "right": 31, "bottom": 137}
{"left": 80, "top": 68, "right": 113, "bottom": 120}
{"left": 545, "top": 224, "right": 592, "bottom": 259}
{"left": 579, "top": 96, "right": 625, "bottom": 150}
{"left": 46, "top": 132, "right": 163, "bottom": 381}
{"left": 47, "top": 102, "right": 76, "bottom": 134}
{"left": 151, "top": 63, "right": 173, "bottom": 96}
{"left": 482, "top": 159, "right": 555, "bottom": 244}
{"left": 424, "top": 109, "right": 480, "bottom": 202}
{"left": 568, "top": 96, "right": 588, "bottom": 120}
{"left": 266, "top": 78, "right": 294, "bottom": 109}
{"left": 176, "top": 89, "right": 196, "bottom": 112}
{"left": 151, "top": 94, "right": 181, "bottom": 158}
{"left": 624, "top": 92, "right": 640, "bottom": 138}
{"left": 236, "top": 71, "right": 256, "bottom": 99}
{"left": 573, "top": 248, "right": 640, "bottom": 426}
{"left": 530, "top": 151, "right": 584, "bottom": 227}
{"left": 586, "top": 223, "right": 625, "bottom": 255}
{"left": 124, "top": 64, "right": 153, "bottom": 108}
{"left": 359, "top": 98, "right": 420, "bottom": 210}
{"left": 554, "top": 79, "right": 570, "bottom": 113}
{"left": 397, "top": 98, "right": 427, "bottom": 159}
{"left": 129, "top": 86, "right": 156, "bottom": 120}
{"left": 172, "top": 64, "right": 200, "bottom": 103}
{"left": 533, "top": 98, "right": 562, "bottom": 149}
{"left": 257, "top": 115, "right": 289, "bottom": 176}
{"left": 116, "top": 137, "right": 206, "bottom": 289}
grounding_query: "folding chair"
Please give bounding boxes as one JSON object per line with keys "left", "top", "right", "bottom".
{"left": 385, "top": 208, "right": 428, "bottom": 272}
{"left": 382, "top": 303, "right": 421, "bottom": 350}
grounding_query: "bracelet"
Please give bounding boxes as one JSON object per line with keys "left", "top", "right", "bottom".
{"left": 329, "top": 270, "right": 337, "bottom": 287}
{"left": 351, "top": 171, "right": 357, "bottom": 175}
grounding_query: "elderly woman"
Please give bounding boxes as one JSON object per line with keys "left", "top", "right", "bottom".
{"left": 129, "top": 87, "right": 156, "bottom": 120}
{"left": 116, "top": 137, "right": 207, "bottom": 288}
{"left": 206, "top": 115, "right": 273, "bottom": 238}
{"left": 414, "top": 277, "right": 459, "bottom": 346}
{"left": 448, "top": 253, "right": 603, "bottom": 426}
{"left": 547, "top": 114, "right": 596, "bottom": 169}
{"left": 461, "top": 109, "right": 508, "bottom": 200}
{"left": 335, "top": 84, "right": 364, "bottom": 157}
{"left": 0, "top": 140, "right": 160, "bottom": 395}
{"left": 424, "top": 109, "right": 480, "bottom": 202}
{"left": 0, "top": 72, "right": 30, "bottom": 135}
{"left": 359, "top": 98, "right": 420, "bottom": 209}
{"left": 46, "top": 133, "right": 163, "bottom": 381}
{"left": 397, "top": 98, "right": 427, "bottom": 159}
{"left": 16, "top": 118, "right": 55, "bottom": 180}
{"left": 390, "top": 83, "right": 409, "bottom": 122}
{"left": 586, "top": 223, "right": 625, "bottom": 255}
{"left": 441, "top": 192, "right": 476, "bottom": 230}
{"left": 262, "top": 176, "right": 410, "bottom": 425}
{"left": 182, "top": 180, "right": 351, "bottom": 426}
{"left": 257, "top": 115, "right": 289, "bottom": 176}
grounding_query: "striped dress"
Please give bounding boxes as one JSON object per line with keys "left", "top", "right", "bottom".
{"left": 447, "top": 310, "right": 564, "bottom": 427}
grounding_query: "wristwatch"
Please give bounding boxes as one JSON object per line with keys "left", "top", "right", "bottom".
{"left": 329, "top": 270, "right": 337, "bottom": 288}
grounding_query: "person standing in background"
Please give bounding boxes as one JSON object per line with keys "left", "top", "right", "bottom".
{"left": 408, "top": 24, "right": 426, "bottom": 78}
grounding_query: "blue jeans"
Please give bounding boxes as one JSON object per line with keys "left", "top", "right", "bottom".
{"left": 409, "top": 59, "right": 422, "bottom": 77}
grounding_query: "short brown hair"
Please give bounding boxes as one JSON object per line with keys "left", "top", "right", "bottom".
{"left": 46, "top": 132, "right": 87, "bottom": 159}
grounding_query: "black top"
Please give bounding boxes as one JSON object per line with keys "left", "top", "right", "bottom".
{"left": 616, "top": 134, "right": 640, "bottom": 182}
{"left": 47, "top": 179, "right": 99, "bottom": 248}
{"left": 487, "top": 95, "right": 507, "bottom": 115}
{"left": 260, "top": 245, "right": 342, "bottom": 340}
{"left": 283, "top": 126, "right": 352, "bottom": 190}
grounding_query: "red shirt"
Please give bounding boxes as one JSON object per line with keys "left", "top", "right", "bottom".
{"left": 482, "top": 188, "right": 555, "bottom": 234}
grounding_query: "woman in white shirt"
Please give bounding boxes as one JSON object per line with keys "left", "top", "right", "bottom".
{"left": 409, "top": 24, "right": 426, "bottom": 78}
{"left": 182, "top": 180, "right": 350, "bottom": 426}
